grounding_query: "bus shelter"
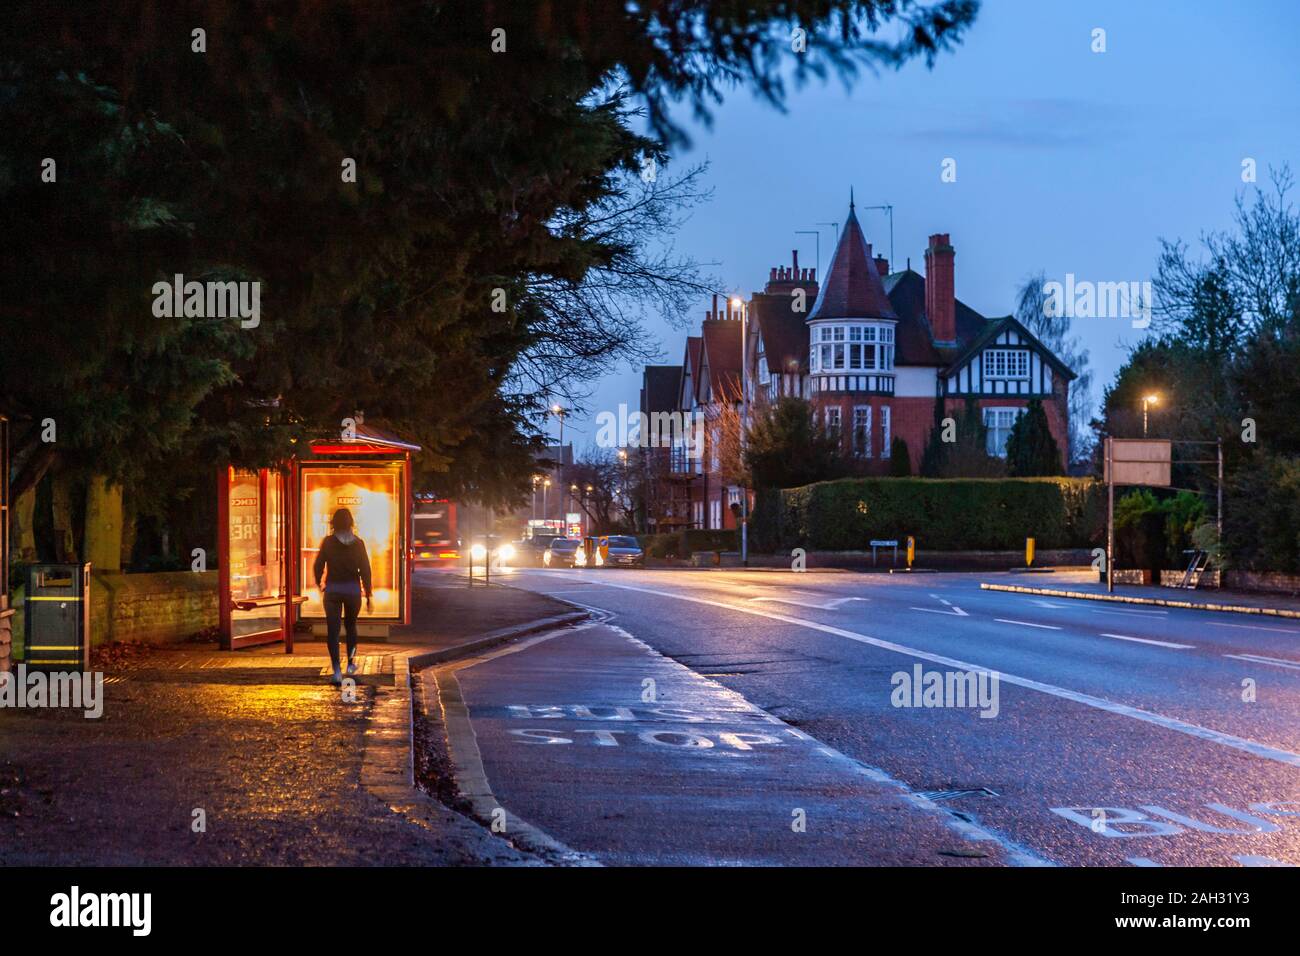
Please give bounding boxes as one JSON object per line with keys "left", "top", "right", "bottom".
{"left": 217, "top": 424, "right": 420, "bottom": 651}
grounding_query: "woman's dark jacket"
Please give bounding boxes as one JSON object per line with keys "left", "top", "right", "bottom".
{"left": 313, "top": 534, "right": 373, "bottom": 597}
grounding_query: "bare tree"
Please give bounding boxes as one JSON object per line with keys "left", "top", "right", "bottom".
{"left": 1015, "top": 272, "right": 1095, "bottom": 466}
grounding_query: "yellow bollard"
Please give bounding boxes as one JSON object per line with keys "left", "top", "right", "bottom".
{"left": 1026, "top": 536, "right": 1036, "bottom": 568}
{"left": 906, "top": 535, "right": 915, "bottom": 569}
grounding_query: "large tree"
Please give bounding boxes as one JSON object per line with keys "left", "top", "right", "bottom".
{"left": 1, "top": 0, "right": 980, "bottom": 558}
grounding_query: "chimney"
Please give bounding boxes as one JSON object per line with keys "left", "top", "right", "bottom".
{"left": 924, "top": 233, "right": 956, "bottom": 343}
{"left": 874, "top": 255, "right": 889, "bottom": 277}
{"left": 792, "top": 249, "right": 799, "bottom": 275}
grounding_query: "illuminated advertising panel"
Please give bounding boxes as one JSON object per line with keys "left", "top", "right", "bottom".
{"left": 299, "top": 463, "right": 404, "bottom": 620}
{"left": 227, "top": 468, "right": 286, "bottom": 641}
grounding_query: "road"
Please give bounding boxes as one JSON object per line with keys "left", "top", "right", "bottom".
{"left": 427, "top": 566, "right": 1300, "bottom": 866}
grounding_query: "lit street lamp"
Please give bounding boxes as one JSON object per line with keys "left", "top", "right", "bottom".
{"left": 1142, "top": 393, "right": 1160, "bottom": 437}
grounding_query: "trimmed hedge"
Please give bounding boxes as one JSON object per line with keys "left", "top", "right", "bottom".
{"left": 751, "top": 477, "right": 1104, "bottom": 553}
{"left": 640, "top": 529, "right": 738, "bottom": 558}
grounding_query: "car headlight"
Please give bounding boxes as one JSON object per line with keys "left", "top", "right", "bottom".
{"left": 469, "top": 543, "right": 487, "bottom": 561}
{"left": 498, "top": 543, "right": 516, "bottom": 562}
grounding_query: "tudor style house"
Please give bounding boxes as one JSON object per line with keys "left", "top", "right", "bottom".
{"left": 639, "top": 199, "right": 1074, "bottom": 531}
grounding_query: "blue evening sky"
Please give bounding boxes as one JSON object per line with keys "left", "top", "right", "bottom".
{"left": 551, "top": 0, "right": 1300, "bottom": 451}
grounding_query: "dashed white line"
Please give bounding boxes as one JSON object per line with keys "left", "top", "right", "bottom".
{"left": 576, "top": 578, "right": 1300, "bottom": 769}
{"left": 1100, "top": 633, "right": 1194, "bottom": 650}
{"left": 994, "top": 619, "right": 1062, "bottom": 630}
{"left": 1225, "top": 653, "right": 1300, "bottom": 672}
{"left": 1210, "top": 621, "right": 1300, "bottom": 635}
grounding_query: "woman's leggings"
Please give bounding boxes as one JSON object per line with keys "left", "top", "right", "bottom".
{"left": 323, "top": 591, "right": 362, "bottom": 670}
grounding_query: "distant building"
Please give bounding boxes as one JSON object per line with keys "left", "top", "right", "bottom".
{"left": 640, "top": 197, "right": 1075, "bottom": 530}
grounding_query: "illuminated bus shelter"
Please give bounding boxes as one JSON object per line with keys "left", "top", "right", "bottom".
{"left": 217, "top": 423, "right": 420, "bottom": 651}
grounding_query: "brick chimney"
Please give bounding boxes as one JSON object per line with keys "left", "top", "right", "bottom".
{"left": 924, "top": 233, "right": 956, "bottom": 343}
{"left": 874, "top": 255, "right": 889, "bottom": 277}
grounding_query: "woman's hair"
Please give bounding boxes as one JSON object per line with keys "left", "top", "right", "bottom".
{"left": 330, "top": 508, "right": 355, "bottom": 532}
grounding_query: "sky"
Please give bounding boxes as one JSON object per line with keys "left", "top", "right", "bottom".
{"left": 550, "top": 0, "right": 1300, "bottom": 452}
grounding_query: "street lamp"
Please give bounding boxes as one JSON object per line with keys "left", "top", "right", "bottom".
{"left": 731, "top": 294, "right": 750, "bottom": 567}
{"left": 1142, "top": 393, "right": 1160, "bottom": 437}
{"left": 542, "top": 477, "right": 551, "bottom": 529}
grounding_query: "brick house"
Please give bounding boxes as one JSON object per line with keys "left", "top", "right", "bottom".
{"left": 641, "top": 198, "right": 1074, "bottom": 530}
{"left": 745, "top": 199, "right": 1074, "bottom": 474}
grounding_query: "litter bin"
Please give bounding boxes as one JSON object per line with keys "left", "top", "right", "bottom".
{"left": 24, "top": 563, "right": 91, "bottom": 671}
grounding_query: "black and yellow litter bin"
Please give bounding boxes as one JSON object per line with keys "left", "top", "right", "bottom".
{"left": 24, "top": 564, "right": 91, "bottom": 671}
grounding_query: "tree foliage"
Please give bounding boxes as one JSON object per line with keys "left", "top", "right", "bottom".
{"left": 744, "top": 397, "right": 845, "bottom": 489}
{"left": 1005, "top": 399, "right": 1061, "bottom": 477}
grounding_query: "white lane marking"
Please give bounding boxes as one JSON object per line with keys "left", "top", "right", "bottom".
{"left": 1087, "top": 607, "right": 1169, "bottom": 617}
{"left": 995, "top": 619, "right": 1062, "bottom": 630}
{"left": 1225, "top": 654, "right": 1300, "bottom": 672}
{"left": 1100, "top": 633, "right": 1194, "bottom": 650}
{"left": 1210, "top": 621, "right": 1300, "bottom": 635}
{"left": 750, "top": 596, "right": 868, "bottom": 610}
{"left": 1234, "top": 855, "right": 1297, "bottom": 867}
{"left": 1126, "top": 857, "right": 1164, "bottom": 867}
{"left": 911, "top": 606, "right": 969, "bottom": 616}
{"left": 579, "top": 579, "right": 1300, "bottom": 769}
{"left": 1031, "top": 599, "right": 1070, "bottom": 609}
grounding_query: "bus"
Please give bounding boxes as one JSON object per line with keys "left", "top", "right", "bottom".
{"left": 411, "top": 495, "right": 459, "bottom": 567}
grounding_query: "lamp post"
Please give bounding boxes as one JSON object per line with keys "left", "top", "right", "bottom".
{"left": 542, "top": 477, "right": 551, "bottom": 531}
{"left": 1142, "top": 393, "right": 1160, "bottom": 437}
{"left": 531, "top": 475, "right": 539, "bottom": 520}
{"left": 617, "top": 448, "right": 628, "bottom": 528}
{"left": 731, "top": 294, "right": 750, "bottom": 567}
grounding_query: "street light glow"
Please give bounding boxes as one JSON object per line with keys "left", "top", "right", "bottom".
{"left": 469, "top": 543, "right": 487, "bottom": 561}
{"left": 1144, "top": 393, "right": 1160, "bottom": 405}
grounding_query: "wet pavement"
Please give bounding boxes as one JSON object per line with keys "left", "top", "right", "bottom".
{"left": 0, "top": 573, "right": 568, "bottom": 865}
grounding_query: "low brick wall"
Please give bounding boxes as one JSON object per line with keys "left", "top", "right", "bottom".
{"left": 90, "top": 571, "right": 218, "bottom": 645}
{"left": 11, "top": 571, "right": 218, "bottom": 653}
{"left": 1222, "top": 570, "right": 1300, "bottom": 597}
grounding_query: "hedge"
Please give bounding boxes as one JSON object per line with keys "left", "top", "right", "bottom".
{"left": 640, "top": 529, "right": 738, "bottom": 558}
{"left": 750, "top": 477, "right": 1104, "bottom": 553}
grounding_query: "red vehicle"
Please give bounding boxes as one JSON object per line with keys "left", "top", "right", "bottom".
{"left": 411, "top": 495, "right": 460, "bottom": 566}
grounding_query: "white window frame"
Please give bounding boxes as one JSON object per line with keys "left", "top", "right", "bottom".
{"left": 852, "top": 405, "right": 872, "bottom": 458}
{"left": 811, "top": 322, "right": 896, "bottom": 374}
{"left": 825, "top": 406, "right": 841, "bottom": 435}
{"left": 881, "top": 405, "right": 891, "bottom": 458}
{"left": 984, "top": 349, "right": 1030, "bottom": 381}
{"left": 983, "top": 406, "right": 1025, "bottom": 457}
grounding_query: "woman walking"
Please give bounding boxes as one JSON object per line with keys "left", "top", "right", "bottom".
{"left": 312, "top": 508, "right": 373, "bottom": 685}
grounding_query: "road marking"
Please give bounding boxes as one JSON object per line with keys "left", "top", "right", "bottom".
{"left": 750, "top": 596, "right": 868, "bottom": 610}
{"left": 994, "top": 619, "right": 1061, "bottom": 630}
{"left": 1100, "top": 633, "right": 1194, "bottom": 650}
{"left": 1031, "top": 599, "right": 1069, "bottom": 609}
{"left": 579, "top": 579, "right": 1300, "bottom": 769}
{"left": 1087, "top": 607, "right": 1169, "bottom": 617}
{"left": 1126, "top": 857, "right": 1163, "bottom": 867}
{"left": 1234, "top": 855, "right": 1297, "bottom": 867}
{"left": 1225, "top": 653, "right": 1300, "bottom": 672}
{"left": 1210, "top": 621, "right": 1300, "bottom": 635}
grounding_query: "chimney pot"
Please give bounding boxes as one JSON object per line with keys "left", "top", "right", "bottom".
{"left": 874, "top": 255, "right": 889, "bottom": 277}
{"left": 792, "top": 249, "right": 799, "bottom": 272}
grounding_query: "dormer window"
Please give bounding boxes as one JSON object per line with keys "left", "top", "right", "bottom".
{"left": 811, "top": 322, "right": 894, "bottom": 373}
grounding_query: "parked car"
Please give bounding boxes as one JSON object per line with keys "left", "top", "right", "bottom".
{"left": 542, "top": 537, "right": 581, "bottom": 568}
{"left": 577, "top": 535, "right": 643, "bottom": 568}
{"left": 603, "top": 535, "right": 644, "bottom": 568}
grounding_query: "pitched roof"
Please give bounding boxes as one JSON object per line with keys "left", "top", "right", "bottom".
{"left": 808, "top": 203, "right": 898, "bottom": 322}
{"left": 883, "top": 269, "right": 991, "bottom": 367}
{"left": 640, "top": 365, "right": 682, "bottom": 416}
{"left": 750, "top": 292, "right": 810, "bottom": 374}
{"left": 700, "top": 319, "right": 743, "bottom": 401}
{"left": 944, "top": 315, "right": 1078, "bottom": 380}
